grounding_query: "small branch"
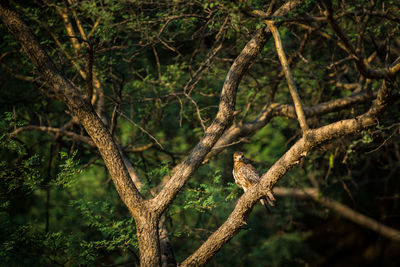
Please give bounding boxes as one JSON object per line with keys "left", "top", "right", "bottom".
{"left": 9, "top": 125, "right": 95, "bottom": 146}
{"left": 157, "top": 14, "right": 207, "bottom": 39}
{"left": 266, "top": 20, "right": 309, "bottom": 133}
{"left": 183, "top": 42, "right": 223, "bottom": 95}
{"left": 0, "top": 61, "right": 36, "bottom": 82}
{"left": 366, "top": 125, "right": 400, "bottom": 154}
{"left": 152, "top": 45, "right": 162, "bottom": 81}
{"left": 85, "top": 41, "right": 94, "bottom": 101}
{"left": 125, "top": 143, "right": 154, "bottom": 153}
{"left": 185, "top": 93, "right": 207, "bottom": 132}
{"left": 323, "top": 1, "right": 400, "bottom": 79}
{"left": 184, "top": 17, "right": 227, "bottom": 95}
{"left": 118, "top": 111, "right": 164, "bottom": 150}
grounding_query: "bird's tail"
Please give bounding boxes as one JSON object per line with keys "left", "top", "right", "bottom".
{"left": 260, "top": 197, "right": 271, "bottom": 214}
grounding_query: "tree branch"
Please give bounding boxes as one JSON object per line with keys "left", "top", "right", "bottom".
{"left": 9, "top": 125, "right": 95, "bottom": 146}
{"left": 266, "top": 19, "right": 309, "bottom": 132}
{"left": 181, "top": 80, "right": 393, "bottom": 266}
{"left": 323, "top": 0, "right": 400, "bottom": 79}
{"left": 0, "top": 2, "right": 144, "bottom": 215}
{"left": 204, "top": 90, "right": 375, "bottom": 163}
{"left": 273, "top": 187, "right": 400, "bottom": 241}
{"left": 152, "top": 26, "right": 269, "bottom": 215}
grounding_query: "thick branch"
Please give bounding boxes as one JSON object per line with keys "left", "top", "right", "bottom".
{"left": 0, "top": 2, "right": 143, "bottom": 214}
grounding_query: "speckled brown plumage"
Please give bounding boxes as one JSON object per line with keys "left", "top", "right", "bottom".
{"left": 233, "top": 152, "right": 270, "bottom": 213}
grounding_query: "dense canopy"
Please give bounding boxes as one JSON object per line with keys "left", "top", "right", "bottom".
{"left": 1, "top": 0, "right": 399, "bottom": 266}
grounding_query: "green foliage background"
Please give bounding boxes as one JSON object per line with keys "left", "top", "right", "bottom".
{"left": 1, "top": 0, "right": 400, "bottom": 266}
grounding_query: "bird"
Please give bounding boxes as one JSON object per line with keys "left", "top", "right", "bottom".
{"left": 233, "top": 151, "right": 273, "bottom": 214}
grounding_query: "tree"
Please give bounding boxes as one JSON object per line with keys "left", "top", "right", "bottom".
{"left": 1, "top": 0, "right": 399, "bottom": 266}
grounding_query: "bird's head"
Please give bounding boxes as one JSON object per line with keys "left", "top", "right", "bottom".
{"left": 233, "top": 152, "right": 245, "bottom": 162}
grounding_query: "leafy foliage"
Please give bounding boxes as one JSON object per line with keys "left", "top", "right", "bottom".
{"left": 1, "top": 0, "right": 400, "bottom": 266}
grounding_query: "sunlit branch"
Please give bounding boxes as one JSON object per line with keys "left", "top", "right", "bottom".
{"left": 182, "top": 79, "right": 393, "bottom": 266}
{"left": 266, "top": 20, "right": 309, "bottom": 133}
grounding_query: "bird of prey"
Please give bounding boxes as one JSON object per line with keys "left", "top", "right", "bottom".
{"left": 233, "top": 151, "right": 273, "bottom": 213}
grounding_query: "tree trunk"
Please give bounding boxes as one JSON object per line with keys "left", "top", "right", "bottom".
{"left": 136, "top": 212, "right": 161, "bottom": 266}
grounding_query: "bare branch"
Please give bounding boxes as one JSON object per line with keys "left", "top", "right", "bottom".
{"left": 266, "top": 20, "right": 309, "bottom": 132}
{"left": 324, "top": 1, "right": 400, "bottom": 79}
{"left": 118, "top": 111, "right": 164, "bottom": 150}
{"left": 9, "top": 125, "right": 95, "bottom": 146}
{"left": 274, "top": 187, "right": 400, "bottom": 241}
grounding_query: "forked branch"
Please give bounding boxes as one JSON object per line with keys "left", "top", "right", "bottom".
{"left": 182, "top": 80, "right": 393, "bottom": 266}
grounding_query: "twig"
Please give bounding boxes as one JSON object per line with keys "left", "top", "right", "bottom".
{"left": 323, "top": 1, "right": 400, "bottom": 79}
{"left": 9, "top": 125, "right": 94, "bottom": 146}
{"left": 118, "top": 111, "right": 164, "bottom": 150}
{"left": 185, "top": 93, "right": 207, "bottom": 132}
{"left": 366, "top": 125, "right": 400, "bottom": 154}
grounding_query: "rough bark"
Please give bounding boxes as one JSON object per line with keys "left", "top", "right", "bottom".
{"left": 136, "top": 213, "right": 161, "bottom": 267}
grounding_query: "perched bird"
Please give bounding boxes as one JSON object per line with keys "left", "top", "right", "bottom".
{"left": 233, "top": 151, "right": 273, "bottom": 214}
